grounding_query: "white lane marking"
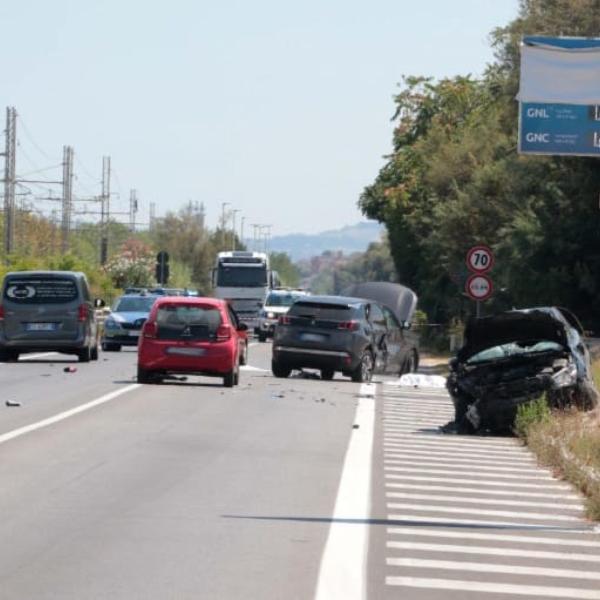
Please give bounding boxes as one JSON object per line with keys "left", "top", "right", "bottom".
{"left": 385, "top": 474, "right": 571, "bottom": 490}
{"left": 240, "top": 365, "right": 269, "bottom": 372}
{"left": 248, "top": 342, "right": 259, "bottom": 347}
{"left": 387, "top": 527, "right": 600, "bottom": 548}
{"left": 384, "top": 466, "right": 555, "bottom": 481}
{"left": 387, "top": 557, "right": 600, "bottom": 582}
{"left": 385, "top": 482, "right": 579, "bottom": 500}
{"left": 19, "top": 352, "right": 59, "bottom": 360}
{"left": 383, "top": 406, "right": 453, "bottom": 415}
{"left": 386, "top": 491, "right": 583, "bottom": 511}
{"left": 384, "top": 459, "right": 547, "bottom": 475}
{"left": 385, "top": 576, "right": 600, "bottom": 599}
{"left": 387, "top": 513, "right": 589, "bottom": 531}
{"left": 384, "top": 442, "right": 531, "bottom": 458}
{"left": 0, "top": 384, "right": 141, "bottom": 445}
{"left": 386, "top": 541, "right": 600, "bottom": 563}
{"left": 384, "top": 450, "right": 536, "bottom": 466}
{"left": 314, "top": 382, "right": 375, "bottom": 600}
{"left": 386, "top": 502, "right": 582, "bottom": 523}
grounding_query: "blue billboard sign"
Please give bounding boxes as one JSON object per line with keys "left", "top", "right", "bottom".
{"left": 519, "top": 102, "right": 600, "bottom": 156}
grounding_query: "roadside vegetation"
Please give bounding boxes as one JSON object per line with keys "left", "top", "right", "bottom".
{"left": 515, "top": 386, "right": 600, "bottom": 521}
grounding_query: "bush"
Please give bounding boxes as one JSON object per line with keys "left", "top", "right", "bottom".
{"left": 514, "top": 395, "right": 551, "bottom": 440}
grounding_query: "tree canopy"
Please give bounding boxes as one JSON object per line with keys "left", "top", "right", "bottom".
{"left": 359, "top": 0, "right": 600, "bottom": 327}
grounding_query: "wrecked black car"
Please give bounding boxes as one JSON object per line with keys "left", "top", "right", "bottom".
{"left": 446, "top": 307, "right": 598, "bottom": 434}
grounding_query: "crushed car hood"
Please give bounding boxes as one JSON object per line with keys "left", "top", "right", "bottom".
{"left": 342, "top": 281, "right": 418, "bottom": 325}
{"left": 458, "top": 309, "right": 569, "bottom": 362}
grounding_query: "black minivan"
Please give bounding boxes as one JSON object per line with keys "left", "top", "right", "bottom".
{"left": 0, "top": 270, "right": 103, "bottom": 362}
{"left": 271, "top": 294, "right": 418, "bottom": 382}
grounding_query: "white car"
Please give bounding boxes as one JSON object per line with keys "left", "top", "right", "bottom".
{"left": 257, "top": 289, "right": 309, "bottom": 342}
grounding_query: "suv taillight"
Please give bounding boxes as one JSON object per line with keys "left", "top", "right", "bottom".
{"left": 278, "top": 315, "right": 291, "bottom": 325}
{"left": 78, "top": 304, "right": 89, "bottom": 322}
{"left": 0, "top": 304, "right": 4, "bottom": 320}
{"left": 338, "top": 320, "right": 360, "bottom": 332}
{"left": 216, "top": 324, "right": 232, "bottom": 341}
{"left": 143, "top": 321, "right": 157, "bottom": 338}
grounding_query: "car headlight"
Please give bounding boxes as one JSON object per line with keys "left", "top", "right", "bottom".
{"left": 267, "top": 312, "right": 275, "bottom": 319}
{"left": 104, "top": 319, "right": 121, "bottom": 330}
{"left": 552, "top": 362, "right": 578, "bottom": 387}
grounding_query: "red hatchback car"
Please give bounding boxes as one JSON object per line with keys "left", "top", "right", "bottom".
{"left": 137, "top": 297, "right": 247, "bottom": 387}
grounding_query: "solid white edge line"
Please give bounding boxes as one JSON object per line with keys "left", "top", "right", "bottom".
{"left": 314, "top": 383, "right": 375, "bottom": 600}
{"left": 0, "top": 384, "right": 141, "bottom": 445}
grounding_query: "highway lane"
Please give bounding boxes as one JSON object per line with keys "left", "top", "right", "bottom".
{"left": 0, "top": 343, "right": 367, "bottom": 599}
{"left": 2, "top": 342, "right": 600, "bottom": 599}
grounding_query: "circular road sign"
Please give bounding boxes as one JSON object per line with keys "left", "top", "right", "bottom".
{"left": 465, "top": 273, "right": 493, "bottom": 301}
{"left": 466, "top": 245, "right": 494, "bottom": 274}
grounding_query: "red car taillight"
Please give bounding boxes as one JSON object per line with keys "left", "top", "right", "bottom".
{"left": 78, "top": 304, "right": 89, "bottom": 322}
{"left": 278, "top": 315, "right": 291, "bottom": 325}
{"left": 0, "top": 304, "right": 4, "bottom": 320}
{"left": 216, "top": 324, "right": 232, "bottom": 341}
{"left": 338, "top": 320, "right": 360, "bottom": 332}
{"left": 143, "top": 321, "right": 157, "bottom": 339}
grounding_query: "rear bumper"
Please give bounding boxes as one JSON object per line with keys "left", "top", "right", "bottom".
{"left": 139, "top": 341, "right": 235, "bottom": 375}
{"left": 0, "top": 331, "right": 90, "bottom": 352}
{"left": 101, "top": 332, "right": 139, "bottom": 346}
{"left": 273, "top": 345, "right": 357, "bottom": 371}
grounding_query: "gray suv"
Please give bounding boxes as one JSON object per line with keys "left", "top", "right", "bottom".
{"left": 271, "top": 295, "right": 418, "bottom": 382}
{"left": 0, "top": 270, "right": 103, "bottom": 362}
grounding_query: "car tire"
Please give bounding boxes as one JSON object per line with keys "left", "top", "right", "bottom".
{"left": 240, "top": 342, "right": 248, "bottom": 366}
{"left": 321, "top": 369, "right": 335, "bottom": 381}
{"left": 223, "top": 369, "right": 236, "bottom": 387}
{"left": 402, "top": 351, "right": 418, "bottom": 375}
{"left": 137, "top": 365, "right": 154, "bottom": 384}
{"left": 272, "top": 360, "right": 291, "bottom": 379}
{"left": 102, "top": 342, "right": 117, "bottom": 352}
{"left": 351, "top": 351, "right": 374, "bottom": 383}
{"left": 78, "top": 346, "right": 92, "bottom": 363}
{"left": 91, "top": 344, "right": 99, "bottom": 361}
{"left": 258, "top": 332, "right": 267, "bottom": 343}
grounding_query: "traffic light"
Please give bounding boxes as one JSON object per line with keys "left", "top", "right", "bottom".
{"left": 155, "top": 251, "right": 170, "bottom": 284}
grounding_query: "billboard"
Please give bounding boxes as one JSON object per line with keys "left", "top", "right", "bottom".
{"left": 518, "top": 36, "right": 600, "bottom": 157}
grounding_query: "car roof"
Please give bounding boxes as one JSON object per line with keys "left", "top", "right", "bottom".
{"left": 293, "top": 294, "right": 366, "bottom": 306}
{"left": 153, "top": 296, "right": 225, "bottom": 307}
{"left": 4, "top": 270, "right": 86, "bottom": 278}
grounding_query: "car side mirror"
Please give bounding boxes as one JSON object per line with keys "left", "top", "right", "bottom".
{"left": 448, "top": 357, "right": 458, "bottom": 371}
{"left": 237, "top": 322, "right": 248, "bottom": 332}
{"left": 94, "top": 298, "right": 105, "bottom": 308}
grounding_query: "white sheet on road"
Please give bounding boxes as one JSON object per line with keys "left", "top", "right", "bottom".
{"left": 385, "top": 374, "right": 446, "bottom": 388}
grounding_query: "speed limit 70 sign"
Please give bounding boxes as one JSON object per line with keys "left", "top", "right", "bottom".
{"left": 466, "top": 245, "right": 494, "bottom": 274}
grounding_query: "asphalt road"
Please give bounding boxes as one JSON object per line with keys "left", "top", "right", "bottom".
{"left": 1, "top": 343, "right": 599, "bottom": 599}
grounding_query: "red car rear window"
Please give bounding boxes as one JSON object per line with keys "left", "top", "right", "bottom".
{"left": 156, "top": 304, "right": 222, "bottom": 341}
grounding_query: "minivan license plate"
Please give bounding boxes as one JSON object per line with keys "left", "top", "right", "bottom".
{"left": 26, "top": 322, "right": 56, "bottom": 331}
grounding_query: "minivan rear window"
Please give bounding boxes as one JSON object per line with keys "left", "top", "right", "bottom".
{"left": 156, "top": 304, "right": 222, "bottom": 340}
{"left": 288, "top": 301, "right": 355, "bottom": 321}
{"left": 3, "top": 277, "right": 78, "bottom": 304}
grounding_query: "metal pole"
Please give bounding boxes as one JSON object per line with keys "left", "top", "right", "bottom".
{"left": 240, "top": 216, "right": 245, "bottom": 249}
{"left": 231, "top": 209, "right": 241, "bottom": 251}
{"left": 221, "top": 202, "right": 230, "bottom": 248}
{"left": 3, "top": 107, "right": 17, "bottom": 258}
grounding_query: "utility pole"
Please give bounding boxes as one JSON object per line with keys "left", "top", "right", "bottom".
{"left": 61, "top": 145, "right": 74, "bottom": 253}
{"left": 221, "top": 202, "right": 230, "bottom": 248}
{"left": 251, "top": 224, "right": 260, "bottom": 252}
{"left": 149, "top": 202, "right": 156, "bottom": 231}
{"left": 240, "top": 216, "right": 245, "bottom": 249}
{"left": 231, "top": 209, "right": 241, "bottom": 251}
{"left": 129, "top": 189, "right": 138, "bottom": 232}
{"left": 100, "top": 156, "right": 110, "bottom": 264}
{"left": 2, "top": 106, "right": 17, "bottom": 258}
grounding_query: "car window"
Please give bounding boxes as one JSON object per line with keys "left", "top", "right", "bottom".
{"left": 369, "top": 303, "right": 387, "bottom": 328}
{"left": 382, "top": 306, "right": 401, "bottom": 330}
{"left": 265, "top": 293, "right": 300, "bottom": 307}
{"left": 114, "top": 296, "right": 157, "bottom": 312}
{"left": 156, "top": 304, "right": 222, "bottom": 340}
{"left": 288, "top": 301, "right": 356, "bottom": 321}
{"left": 3, "top": 277, "right": 78, "bottom": 304}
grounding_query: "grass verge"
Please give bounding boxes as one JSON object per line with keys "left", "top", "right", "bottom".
{"left": 516, "top": 394, "right": 600, "bottom": 521}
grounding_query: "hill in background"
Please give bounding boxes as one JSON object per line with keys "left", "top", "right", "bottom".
{"left": 266, "top": 221, "right": 383, "bottom": 260}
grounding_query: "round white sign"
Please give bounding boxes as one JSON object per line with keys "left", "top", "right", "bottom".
{"left": 465, "top": 274, "right": 493, "bottom": 301}
{"left": 466, "top": 245, "right": 494, "bottom": 274}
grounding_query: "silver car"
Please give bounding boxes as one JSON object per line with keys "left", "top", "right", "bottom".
{"left": 0, "top": 270, "right": 103, "bottom": 362}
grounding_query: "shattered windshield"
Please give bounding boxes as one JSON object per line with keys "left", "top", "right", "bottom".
{"left": 466, "top": 340, "right": 565, "bottom": 364}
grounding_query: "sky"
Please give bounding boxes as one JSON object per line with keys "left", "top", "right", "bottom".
{"left": 2, "top": 0, "right": 519, "bottom": 235}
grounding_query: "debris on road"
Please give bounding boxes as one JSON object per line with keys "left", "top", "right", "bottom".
{"left": 5, "top": 400, "right": 22, "bottom": 407}
{"left": 353, "top": 424, "right": 360, "bottom": 429}
{"left": 63, "top": 366, "right": 77, "bottom": 373}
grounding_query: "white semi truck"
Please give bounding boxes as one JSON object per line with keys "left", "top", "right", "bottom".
{"left": 212, "top": 251, "right": 278, "bottom": 331}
